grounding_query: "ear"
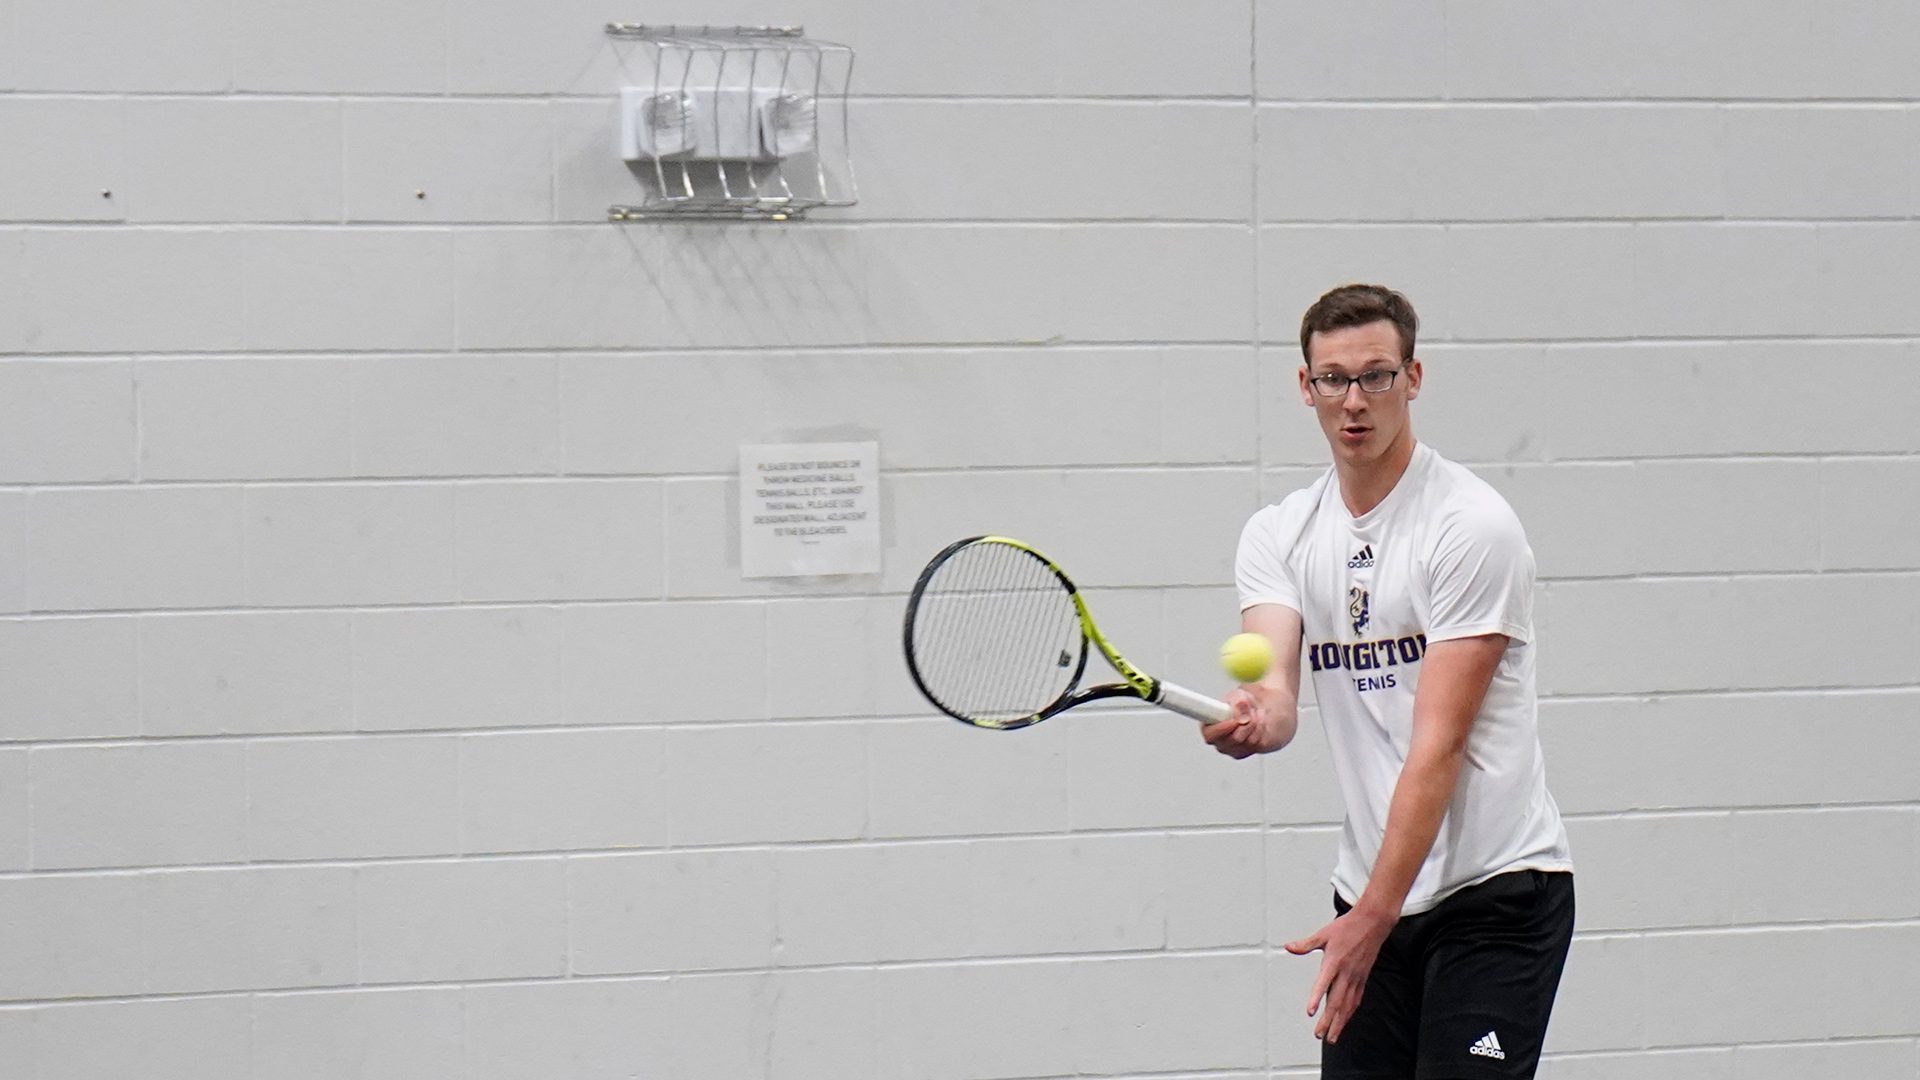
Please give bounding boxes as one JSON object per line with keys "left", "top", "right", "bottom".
{"left": 1298, "top": 365, "right": 1315, "bottom": 407}
{"left": 1404, "top": 357, "right": 1422, "bottom": 402}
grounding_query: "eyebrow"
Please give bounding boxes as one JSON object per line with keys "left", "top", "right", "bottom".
{"left": 1315, "top": 360, "right": 1398, "bottom": 374}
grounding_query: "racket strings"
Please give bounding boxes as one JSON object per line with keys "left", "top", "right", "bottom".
{"left": 910, "top": 541, "right": 1083, "bottom": 726}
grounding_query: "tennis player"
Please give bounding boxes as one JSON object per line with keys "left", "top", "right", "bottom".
{"left": 1204, "top": 284, "right": 1574, "bottom": 1078}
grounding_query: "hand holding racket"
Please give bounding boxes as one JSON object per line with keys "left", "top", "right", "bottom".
{"left": 902, "top": 535, "right": 1232, "bottom": 730}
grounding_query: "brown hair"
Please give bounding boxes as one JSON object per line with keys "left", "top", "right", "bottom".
{"left": 1298, "top": 284, "right": 1418, "bottom": 366}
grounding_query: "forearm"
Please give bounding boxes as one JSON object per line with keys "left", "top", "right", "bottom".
{"left": 1351, "top": 635, "right": 1505, "bottom": 920}
{"left": 1351, "top": 742, "right": 1466, "bottom": 920}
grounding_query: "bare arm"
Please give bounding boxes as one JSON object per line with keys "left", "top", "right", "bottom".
{"left": 1285, "top": 632, "right": 1508, "bottom": 1042}
{"left": 1350, "top": 633, "right": 1507, "bottom": 920}
{"left": 1201, "top": 603, "right": 1303, "bottom": 758}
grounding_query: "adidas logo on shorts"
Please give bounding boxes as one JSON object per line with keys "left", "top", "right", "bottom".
{"left": 1468, "top": 1030, "right": 1506, "bottom": 1060}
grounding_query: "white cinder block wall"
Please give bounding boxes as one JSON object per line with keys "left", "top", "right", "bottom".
{"left": 2, "top": 2, "right": 1917, "bottom": 1078}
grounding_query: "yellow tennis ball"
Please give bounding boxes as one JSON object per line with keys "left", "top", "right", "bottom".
{"left": 1219, "top": 632, "right": 1273, "bottom": 684}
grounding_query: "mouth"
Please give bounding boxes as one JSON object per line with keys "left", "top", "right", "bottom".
{"left": 1339, "top": 424, "right": 1371, "bottom": 443}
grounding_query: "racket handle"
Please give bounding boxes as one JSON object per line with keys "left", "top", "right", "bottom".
{"left": 1153, "top": 680, "right": 1232, "bottom": 725}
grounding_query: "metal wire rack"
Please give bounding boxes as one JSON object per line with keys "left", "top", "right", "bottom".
{"left": 605, "top": 24, "right": 857, "bottom": 221}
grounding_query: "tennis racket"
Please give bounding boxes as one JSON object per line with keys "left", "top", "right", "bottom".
{"left": 902, "top": 535, "right": 1232, "bottom": 730}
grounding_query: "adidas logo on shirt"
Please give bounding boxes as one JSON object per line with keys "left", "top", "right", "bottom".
{"left": 1347, "top": 544, "right": 1375, "bottom": 569}
{"left": 1468, "top": 1031, "right": 1506, "bottom": 1060}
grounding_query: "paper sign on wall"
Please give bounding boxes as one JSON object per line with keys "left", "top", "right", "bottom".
{"left": 739, "top": 442, "right": 881, "bottom": 578}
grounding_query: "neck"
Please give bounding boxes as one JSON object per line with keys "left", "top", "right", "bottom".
{"left": 1337, "top": 429, "right": 1418, "bottom": 516}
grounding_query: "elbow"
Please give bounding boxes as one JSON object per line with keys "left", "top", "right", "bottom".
{"left": 1408, "top": 731, "right": 1471, "bottom": 775}
{"left": 1410, "top": 708, "right": 1476, "bottom": 765}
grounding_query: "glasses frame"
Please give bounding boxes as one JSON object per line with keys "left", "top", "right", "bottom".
{"left": 1307, "top": 363, "right": 1410, "bottom": 399}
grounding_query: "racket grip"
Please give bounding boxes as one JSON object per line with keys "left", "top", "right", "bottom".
{"left": 1153, "top": 680, "right": 1232, "bottom": 725}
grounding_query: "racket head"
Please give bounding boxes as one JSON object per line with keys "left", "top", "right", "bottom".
{"left": 902, "top": 536, "right": 1096, "bottom": 730}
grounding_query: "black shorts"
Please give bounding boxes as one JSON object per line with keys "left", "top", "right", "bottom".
{"left": 1322, "top": 869, "right": 1575, "bottom": 1080}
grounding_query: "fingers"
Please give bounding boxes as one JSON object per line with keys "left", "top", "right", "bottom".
{"left": 1325, "top": 978, "right": 1365, "bottom": 1043}
{"left": 1233, "top": 685, "right": 1267, "bottom": 721}
{"left": 1201, "top": 693, "right": 1245, "bottom": 742}
{"left": 1199, "top": 691, "right": 1267, "bottom": 758}
{"left": 1308, "top": 968, "right": 1366, "bottom": 1041}
{"left": 1199, "top": 717, "right": 1248, "bottom": 755}
{"left": 1199, "top": 717, "right": 1238, "bottom": 743}
{"left": 1296, "top": 930, "right": 1335, "bottom": 1019}
{"left": 1285, "top": 919, "right": 1367, "bottom": 1042}
{"left": 1305, "top": 961, "right": 1333, "bottom": 1018}
{"left": 1200, "top": 715, "right": 1258, "bottom": 758}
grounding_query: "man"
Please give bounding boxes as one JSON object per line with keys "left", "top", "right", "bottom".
{"left": 1204, "top": 284, "right": 1574, "bottom": 1079}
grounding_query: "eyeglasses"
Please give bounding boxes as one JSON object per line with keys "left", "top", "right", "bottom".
{"left": 1307, "top": 365, "right": 1407, "bottom": 398}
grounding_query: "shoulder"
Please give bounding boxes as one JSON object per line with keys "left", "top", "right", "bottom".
{"left": 1241, "top": 471, "right": 1329, "bottom": 539}
{"left": 1422, "top": 452, "right": 1529, "bottom": 551}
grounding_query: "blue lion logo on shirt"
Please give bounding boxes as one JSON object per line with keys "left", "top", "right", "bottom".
{"left": 1348, "top": 586, "right": 1370, "bottom": 636}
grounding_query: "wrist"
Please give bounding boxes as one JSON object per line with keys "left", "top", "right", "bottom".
{"left": 1349, "top": 895, "right": 1401, "bottom": 927}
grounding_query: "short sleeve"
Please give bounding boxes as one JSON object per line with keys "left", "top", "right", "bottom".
{"left": 1426, "top": 499, "right": 1534, "bottom": 645}
{"left": 1236, "top": 505, "right": 1303, "bottom": 614}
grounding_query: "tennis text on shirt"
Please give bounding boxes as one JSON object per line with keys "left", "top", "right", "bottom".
{"left": 1307, "top": 633, "right": 1429, "bottom": 692}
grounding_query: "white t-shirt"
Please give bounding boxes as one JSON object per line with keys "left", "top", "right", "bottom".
{"left": 1237, "top": 442, "right": 1571, "bottom": 915}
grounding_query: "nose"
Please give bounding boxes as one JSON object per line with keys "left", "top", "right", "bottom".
{"left": 1341, "top": 380, "right": 1369, "bottom": 409}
